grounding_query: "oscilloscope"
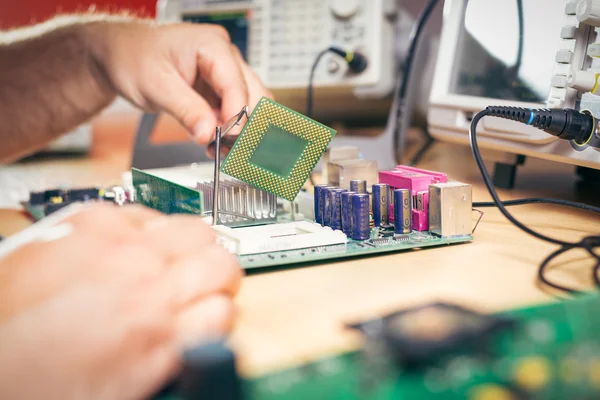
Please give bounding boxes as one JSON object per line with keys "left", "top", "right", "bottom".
{"left": 428, "top": 0, "right": 600, "bottom": 177}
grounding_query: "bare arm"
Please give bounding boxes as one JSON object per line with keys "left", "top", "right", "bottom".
{"left": 0, "top": 16, "right": 121, "bottom": 163}
{"left": 0, "top": 14, "right": 271, "bottom": 163}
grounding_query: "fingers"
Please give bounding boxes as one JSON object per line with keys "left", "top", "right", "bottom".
{"left": 175, "top": 295, "right": 235, "bottom": 348}
{"left": 196, "top": 39, "right": 249, "bottom": 141}
{"left": 166, "top": 249, "right": 243, "bottom": 308}
{"left": 144, "top": 67, "right": 219, "bottom": 144}
{"left": 230, "top": 44, "right": 274, "bottom": 111}
{"left": 142, "top": 215, "right": 217, "bottom": 261}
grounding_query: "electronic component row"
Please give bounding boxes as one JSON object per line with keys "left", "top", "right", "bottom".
{"left": 314, "top": 166, "right": 473, "bottom": 239}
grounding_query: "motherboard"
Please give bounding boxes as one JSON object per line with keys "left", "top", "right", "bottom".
{"left": 23, "top": 99, "right": 475, "bottom": 270}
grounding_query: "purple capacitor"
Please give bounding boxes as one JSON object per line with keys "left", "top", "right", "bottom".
{"left": 341, "top": 191, "right": 357, "bottom": 236}
{"left": 372, "top": 184, "right": 390, "bottom": 227}
{"left": 350, "top": 179, "right": 367, "bottom": 194}
{"left": 319, "top": 186, "right": 335, "bottom": 226}
{"left": 314, "top": 184, "right": 332, "bottom": 225}
{"left": 328, "top": 188, "right": 346, "bottom": 231}
{"left": 351, "top": 193, "right": 370, "bottom": 240}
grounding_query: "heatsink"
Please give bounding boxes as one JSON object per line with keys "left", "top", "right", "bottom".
{"left": 131, "top": 165, "right": 276, "bottom": 227}
{"left": 197, "top": 178, "right": 277, "bottom": 226}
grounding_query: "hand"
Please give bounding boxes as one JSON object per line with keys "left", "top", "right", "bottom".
{"left": 86, "top": 19, "right": 273, "bottom": 145}
{"left": 0, "top": 203, "right": 242, "bottom": 400}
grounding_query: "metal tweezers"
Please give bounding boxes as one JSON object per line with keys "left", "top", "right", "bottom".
{"left": 211, "top": 106, "right": 249, "bottom": 225}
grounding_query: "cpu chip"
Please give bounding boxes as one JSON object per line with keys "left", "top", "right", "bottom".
{"left": 220, "top": 97, "right": 336, "bottom": 201}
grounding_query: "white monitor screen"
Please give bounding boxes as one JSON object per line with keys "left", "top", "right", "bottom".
{"left": 450, "top": 0, "right": 565, "bottom": 104}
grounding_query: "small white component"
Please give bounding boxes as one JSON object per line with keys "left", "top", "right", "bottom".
{"left": 587, "top": 42, "right": 600, "bottom": 57}
{"left": 566, "top": 0, "right": 579, "bottom": 15}
{"left": 576, "top": 0, "right": 600, "bottom": 26}
{"left": 551, "top": 75, "right": 568, "bottom": 88}
{"left": 567, "top": 70, "right": 599, "bottom": 92}
{"left": 561, "top": 25, "right": 578, "bottom": 39}
{"left": 555, "top": 49, "right": 573, "bottom": 63}
{"left": 213, "top": 221, "right": 347, "bottom": 255}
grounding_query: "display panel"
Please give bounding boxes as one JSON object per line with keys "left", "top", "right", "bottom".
{"left": 450, "top": 0, "right": 564, "bottom": 103}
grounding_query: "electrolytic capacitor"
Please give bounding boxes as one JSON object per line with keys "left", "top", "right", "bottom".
{"left": 393, "top": 189, "right": 412, "bottom": 234}
{"left": 341, "top": 191, "right": 357, "bottom": 236}
{"left": 372, "top": 184, "right": 390, "bottom": 227}
{"left": 350, "top": 179, "right": 367, "bottom": 194}
{"left": 314, "top": 184, "right": 333, "bottom": 225}
{"left": 351, "top": 193, "right": 370, "bottom": 240}
{"left": 320, "top": 186, "right": 335, "bottom": 226}
{"left": 328, "top": 188, "right": 346, "bottom": 231}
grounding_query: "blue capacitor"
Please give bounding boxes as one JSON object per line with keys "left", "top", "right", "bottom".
{"left": 341, "top": 191, "right": 357, "bottom": 236}
{"left": 314, "top": 184, "right": 332, "bottom": 225}
{"left": 393, "top": 189, "right": 412, "bottom": 234}
{"left": 319, "top": 186, "right": 335, "bottom": 226}
{"left": 328, "top": 189, "right": 346, "bottom": 231}
{"left": 351, "top": 193, "right": 370, "bottom": 240}
{"left": 372, "top": 184, "right": 390, "bottom": 227}
{"left": 350, "top": 179, "right": 367, "bottom": 194}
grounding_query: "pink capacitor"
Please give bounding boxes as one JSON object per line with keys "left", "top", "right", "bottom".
{"left": 379, "top": 166, "right": 447, "bottom": 231}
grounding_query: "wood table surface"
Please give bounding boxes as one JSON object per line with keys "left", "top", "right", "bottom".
{"left": 1, "top": 112, "right": 599, "bottom": 376}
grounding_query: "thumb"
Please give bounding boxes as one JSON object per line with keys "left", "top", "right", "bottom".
{"left": 147, "top": 73, "right": 218, "bottom": 144}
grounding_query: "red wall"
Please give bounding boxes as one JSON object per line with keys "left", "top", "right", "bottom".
{"left": 0, "top": 1, "right": 156, "bottom": 29}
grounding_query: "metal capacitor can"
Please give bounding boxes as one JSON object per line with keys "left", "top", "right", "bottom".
{"left": 372, "top": 184, "right": 390, "bottom": 226}
{"left": 314, "top": 184, "right": 332, "bottom": 225}
{"left": 350, "top": 179, "right": 367, "bottom": 194}
{"left": 328, "top": 188, "right": 346, "bottom": 231}
{"left": 351, "top": 193, "right": 370, "bottom": 240}
{"left": 341, "top": 191, "right": 357, "bottom": 235}
{"left": 393, "top": 189, "right": 412, "bottom": 234}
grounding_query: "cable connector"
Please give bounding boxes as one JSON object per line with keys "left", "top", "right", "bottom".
{"left": 485, "top": 106, "right": 596, "bottom": 145}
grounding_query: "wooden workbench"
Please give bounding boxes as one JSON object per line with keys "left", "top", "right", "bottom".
{"left": 1, "top": 113, "right": 599, "bottom": 376}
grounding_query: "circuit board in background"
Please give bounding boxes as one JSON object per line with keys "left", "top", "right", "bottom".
{"left": 241, "top": 293, "right": 600, "bottom": 400}
{"left": 240, "top": 230, "right": 472, "bottom": 269}
{"left": 132, "top": 168, "right": 203, "bottom": 215}
{"left": 158, "top": 292, "right": 600, "bottom": 400}
{"left": 220, "top": 97, "right": 336, "bottom": 201}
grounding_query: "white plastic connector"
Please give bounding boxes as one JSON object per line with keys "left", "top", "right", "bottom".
{"left": 576, "top": 0, "right": 600, "bottom": 26}
{"left": 567, "top": 70, "right": 600, "bottom": 93}
{"left": 213, "top": 221, "right": 347, "bottom": 255}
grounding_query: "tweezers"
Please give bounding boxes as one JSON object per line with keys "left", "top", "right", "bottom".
{"left": 212, "top": 106, "right": 249, "bottom": 225}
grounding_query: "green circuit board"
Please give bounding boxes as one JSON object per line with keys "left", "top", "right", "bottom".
{"left": 132, "top": 168, "right": 203, "bottom": 215}
{"left": 239, "top": 230, "right": 472, "bottom": 269}
{"left": 158, "top": 292, "right": 600, "bottom": 400}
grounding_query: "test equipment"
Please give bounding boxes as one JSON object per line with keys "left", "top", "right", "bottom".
{"left": 428, "top": 0, "right": 600, "bottom": 185}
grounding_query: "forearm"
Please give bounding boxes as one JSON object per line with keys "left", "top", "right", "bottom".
{"left": 0, "top": 16, "right": 124, "bottom": 163}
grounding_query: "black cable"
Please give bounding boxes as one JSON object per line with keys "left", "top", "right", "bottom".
{"left": 306, "top": 48, "right": 332, "bottom": 121}
{"left": 392, "top": 0, "right": 440, "bottom": 164}
{"left": 512, "top": 0, "right": 524, "bottom": 77}
{"left": 470, "top": 111, "right": 572, "bottom": 247}
{"left": 408, "top": 132, "right": 435, "bottom": 166}
{"left": 538, "top": 246, "right": 581, "bottom": 294}
{"left": 473, "top": 198, "right": 600, "bottom": 215}
{"left": 305, "top": 47, "right": 368, "bottom": 187}
{"left": 470, "top": 109, "right": 600, "bottom": 295}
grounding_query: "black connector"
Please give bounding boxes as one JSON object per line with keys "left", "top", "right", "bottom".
{"left": 485, "top": 106, "right": 596, "bottom": 145}
{"left": 327, "top": 47, "right": 368, "bottom": 73}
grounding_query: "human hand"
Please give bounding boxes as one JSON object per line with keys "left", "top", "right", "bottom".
{"left": 0, "top": 203, "right": 242, "bottom": 400}
{"left": 85, "top": 19, "right": 272, "bottom": 146}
